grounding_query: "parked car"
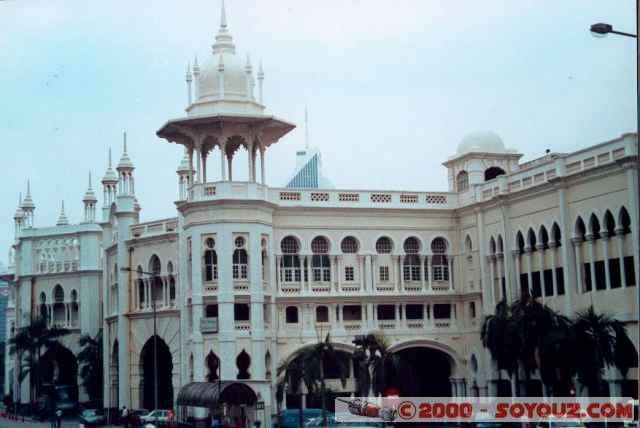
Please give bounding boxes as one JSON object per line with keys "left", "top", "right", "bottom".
{"left": 140, "top": 409, "right": 174, "bottom": 424}
{"left": 129, "top": 408, "right": 150, "bottom": 426}
{"left": 79, "top": 408, "right": 106, "bottom": 426}
{"left": 277, "top": 409, "right": 324, "bottom": 428}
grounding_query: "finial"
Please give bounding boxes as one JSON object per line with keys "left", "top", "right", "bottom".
{"left": 88, "top": 171, "right": 93, "bottom": 189}
{"left": 258, "top": 60, "right": 264, "bottom": 78}
{"left": 19, "top": 192, "right": 22, "bottom": 205}
{"left": 220, "top": 0, "right": 227, "bottom": 29}
{"left": 123, "top": 131, "right": 128, "bottom": 154}
{"left": 26, "top": 180, "right": 31, "bottom": 197}
{"left": 108, "top": 147, "right": 112, "bottom": 168}
{"left": 56, "top": 200, "right": 69, "bottom": 226}
{"left": 186, "top": 62, "right": 192, "bottom": 81}
{"left": 218, "top": 52, "right": 225, "bottom": 71}
{"left": 193, "top": 55, "right": 200, "bottom": 74}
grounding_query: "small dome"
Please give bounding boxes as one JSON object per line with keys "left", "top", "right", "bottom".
{"left": 177, "top": 152, "right": 192, "bottom": 173}
{"left": 197, "top": 52, "right": 250, "bottom": 102}
{"left": 457, "top": 131, "right": 506, "bottom": 155}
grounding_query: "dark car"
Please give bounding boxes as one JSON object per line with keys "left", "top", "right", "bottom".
{"left": 80, "top": 409, "right": 107, "bottom": 427}
{"left": 129, "top": 408, "right": 150, "bottom": 426}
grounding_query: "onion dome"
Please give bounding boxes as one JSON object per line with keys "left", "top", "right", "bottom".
{"left": 56, "top": 201, "right": 69, "bottom": 226}
{"left": 457, "top": 131, "right": 507, "bottom": 155}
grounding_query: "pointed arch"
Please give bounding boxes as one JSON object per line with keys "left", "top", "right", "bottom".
{"left": 206, "top": 350, "right": 220, "bottom": 382}
{"left": 574, "top": 216, "right": 586, "bottom": 239}
{"left": 236, "top": 349, "right": 251, "bottom": 380}
{"left": 589, "top": 213, "right": 601, "bottom": 238}
{"left": 539, "top": 225, "right": 549, "bottom": 250}
{"left": 489, "top": 236, "right": 496, "bottom": 255}
{"left": 527, "top": 228, "right": 537, "bottom": 251}
{"left": 497, "top": 235, "right": 504, "bottom": 253}
{"left": 464, "top": 235, "right": 473, "bottom": 253}
{"left": 515, "top": 231, "right": 525, "bottom": 253}
{"left": 618, "top": 207, "right": 631, "bottom": 234}
{"left": 551, "top": 222, "right": 562, "bottom": 247}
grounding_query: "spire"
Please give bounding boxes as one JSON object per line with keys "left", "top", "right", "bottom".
{"left": 14, "top": 193, "right": 24, "bottom": 220}
{"left": 186, "top": 62, "right": 192, "bottom": 82}
{"left": 220, "top": 0, "right": 227, "bottom": 30}
{"left": 102, "top": 147, "right": 118, "bottom": 184}
{"left": 117, "top": 131, "right": 134, "bottom": 170}
{"left": 83, "top": 172, "right": 97, "bottom": 202}
{"left": 305, "top": 106, "right": 309, "bottom": 150}
{"left": 56, "top": 200, "right": 69, "bottom": 226}
{"left": 22, "top": 179, "right": 34, "bottom": 209}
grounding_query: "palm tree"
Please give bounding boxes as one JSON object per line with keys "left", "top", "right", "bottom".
{"left": 277, "top": 333, "right": 347, "bottom": 428}
{"left": 352, "top": 333, "right": 400, "bottom": 397}
{"left": 572, "top": 306, "right": 635, "bottom": 396}
{"left": 481, "top": 300, "right": 520, "bottom": 394}
{"left": 8, "top": 316, "right": 69, "bottom": 405}
{"left": 77, "top": 330, "right": 103, "bottom": 407}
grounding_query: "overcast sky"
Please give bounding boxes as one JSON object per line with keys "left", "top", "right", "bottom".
{"left": 0, "top": 0, "right": 636, "bottom": 265}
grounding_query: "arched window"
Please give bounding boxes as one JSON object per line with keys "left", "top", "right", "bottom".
{"left": 204, "top": 238, "right": 218, "bottom": 281}
{"left": 431, "top": 238, "right": 449, "bottom": 281}
{"left": 497, "top": 235, "right": 504, "bottom": 253}
{"left": 516, "top": 231, "right": 525, "bottom": 253}
{"left": 619, "top": 207, "right": 631, "bottom": 234}
{"left": 39, "top": 292, "right": 47, "bottom": 321}
{"left": 375, "top": 237, "right": 393, "bottom": 254}
{"left": 285, "top": 306, "right": 299, "bottom": 323}
{"left": 311, "top": 237, "right": 331, "bottom": 282}
{"left": 539, "top": 226, "right": 549, "bottom": 250}
{"left": 169, "top": 276, "right": 176, "bottom": 302}
{"left": 552, "top": 223, "right": 562, "bottom": 247}
{"left": 280, "top": 236, "right": 301, "bottom": 283}
{"left": 589, "top": 214, "right": 601, "bottom": 239}
{"left": 316, "top": 306, "right": 329, "bottom": 323}
{"left": 403, "top": 237, "right": 421, "bottom": 281}
{"left": 465, "top": 235, "right": 473, "bottom": 253}
{"left": 340, "top": 236, "right": 359, "bottom": 254}
{"left": 53, "top": 284, "right": 65, "bottom": 325}
{"left": 233, "top": 237, "right": 249, "bottom": 280}
{"left": 236, "top": 350, "right": 251, "bottom": 380}
{"left": 71, "top": 290, "right": 79, "bottom": 326}
{"left": 527, "top": 228, "right": 537, "bottom": 251}
{"left": 456, "top": 170, "right": 469, "bottom": 192}
{"left": 206, "top": 351, "right": 220, "bottom": 382}
{"left": 575, "top": 216, "right": 586, "bottom": 239}
{"left": 484, "top": 166, "right": 506, "bottom": 181}
{"left": 149, "top": 255, "right": 161, "bottom": 276}
{"left": 604, "top": 210, "right": 615, "bottom": 236}
{"left": 489, "top": 237, "right": 496, "bottom": 255}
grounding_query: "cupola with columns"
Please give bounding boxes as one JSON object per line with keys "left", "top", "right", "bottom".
{"left": 13, "top": 193, "right": 25, "bottom": 238}
{"left": 83, "top": 172, "right": 98, "bottom": 223}
{"left": 116, "top": 132, "right": 135, "bottom": 197}
{"left": 102, "top": 147, "right": 119, "bottom": 220}
{"left": 157, "top": 0, "right": 294, "bottom": 194}
{"left": 21, "top": 180, "right": 35, "bottom": 228}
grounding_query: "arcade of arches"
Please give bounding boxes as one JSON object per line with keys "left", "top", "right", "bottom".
{"left": 140, "top": 335, "right": 174, "bottom": 410}
{"left": 38, "top": 344, "right": 78, "bottom": 394}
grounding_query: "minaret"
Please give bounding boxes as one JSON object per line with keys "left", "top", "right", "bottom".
{"left": 116, "top": 131, "right": 135, "bottom": 196}
{"left": 13, "top": 193, "right": 24, "bottom": 239}
{"left": 21, "top": 180, "right": 35, "bottom": 228}
{"left": 83, "top": 172, "right": 98, "bottom": 223}
{"left": 101, "top": 147, "right": 119, "bottom": 221}
{"left": 245, "top": 54, "right": 254, "bottom": 100}
{"left": 176, "top": 148, "right": 193, "bottom": 201}
{"left": 257, "top": 60, "right": 264, "bottom": 104}
{"left": 186, "top": 62, "right": 193, "bottom": 106}
{"left": 193, "top": 56, "right": 200, "bottom": 100}
{"left": 56, "top": 200, "right": 69, "bottom": 226}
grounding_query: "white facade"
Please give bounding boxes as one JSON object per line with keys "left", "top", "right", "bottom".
{"left": 5, "top": 1, "right": 639, "bottom": 424}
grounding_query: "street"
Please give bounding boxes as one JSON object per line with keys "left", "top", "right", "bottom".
{"left": 0, "top": 418, "right": 119, "bottom": 428}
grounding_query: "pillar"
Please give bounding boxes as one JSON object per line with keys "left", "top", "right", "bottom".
{"left": 572, "top": 238, "right": 584, "bottom": 293}
{"left": 549, "top": 242, "right": 558, "bottom": 296}
{"left": 220, "top": 143, "right": 227, "bottom": 181}
{"left": 537, "top": 244, "right": 546, "bottom": 302}
{"left": 260, "top": 148, "right": 266, "bottom": 184}
{"left": 512, "top": 250, "right": 521, "bottom": 300}
{"left": 586, "top": 234, "right": 596, "bottom": 291}
{"left": 615, "top": 229, "right": 628, "bottom": 287}
{"left": 602, "top": 232, "right": 612, "bottom": 290}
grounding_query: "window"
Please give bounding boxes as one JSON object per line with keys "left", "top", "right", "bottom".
{"left": 624, "top": 256, "right": 636, "bottom": 286}
{"left": 555, "top": 268, "right": 565, "bottom": 295}
{"left": 376, "top": 237, "right": 392, "bottom": 254}
{"left": 233, "top": 249, "right": 248, "bottom": 279}
{"left": 204, "top": 249, "right": 218, "bottom": 281}
{"left": 311, "top": 237, "right": 331, "bottom": 282}
{"left": 469, "top": 302, "right": 476, "bottom": 318}
{"left": 344, "top": 266, "right": 355, "bottom": 282}
{"left": 234, "top": 304, "right": 250, "bottom": 321}
{"left": 341, "top": 236, "right": 359, "bottom": 253}
{"left": 543, "top": 269, "right": 554, "bottom": 296}
{"left": 456, "top": 170, "right": 469, "bottom": 192}
{"left": 281, "top": 236, "right": 301, "bottom": 283}
{"left": 583, "top": 263, "right": 592, "bottom": 292}
{"left": 484, "top": 166, "right": 506, "bottom": 181}
{"left": 610, "top": 259, "right": 622, "bottom": 289}
{"left": 531, "top": 271, "right": 542, "bottom": 297}
{"left": 285, "top": 306, "right": 299, "bottom": 324}
{"left": 342, "top": 305, "right": 362, "bottom": 321}
{"left": 379, "top": 266, "right": 390, "bottom": 282}
{"left": 377, "top": 305, "right": 395, "bottom": 320}
{"left": 433, "top": 304, "right": 451, "bottom": 319}
{"left": 595, "top": 261, "right": 606, "bottom": 290}
{"left": 406, "top": 304, "right": 424, "bottom": 320}
{"left": 403, "top": 237, "right": 420, "bottom": 254}
{"left": 206, "top": 304, "right": 218, "bottom": 318}
{"left": 431, "top": 238, "right": 449, "bottom": 281}
{"left": 316, "top": 306, "right": 329, "bottom": 323}
{"left": 403, "top": 255, "right": 421, "bottom": 281}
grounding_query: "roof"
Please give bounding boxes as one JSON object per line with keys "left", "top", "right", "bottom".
{"left": 176, "top": 382, "right": 257, "bottom": 408}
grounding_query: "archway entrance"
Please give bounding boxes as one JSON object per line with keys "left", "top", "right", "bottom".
{"left": 39, "top": 344, "right": 78, "bottom": 402}
{"left": 140, "top": 335, "right": 173, "bottom": 410}
{"left": 388, "top": 347, "right": 453, "bottom": 397}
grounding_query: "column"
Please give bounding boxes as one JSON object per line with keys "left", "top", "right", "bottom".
{"left": 219, "top": 143, "right": 227, "bottom": 181}
{"left": 420, "top": 255, "right": 426, "bottom": 291}
{"left": 625, "top": 162, "right": 640, "bottom": 288}
{"left": 227, "top": 154, "right": 233, "bottom": 181}
{"left": 549, "top": 242, "right": 558, "bottom": 296}
{"left": 488, "top": 256, "right": 496, "bottom": 306}
{"left": 557, "top": 182, "right": 576, "bottom": 315}
{"left": 615, "top": 229, "right": 628, "bottom": 287}
{"left": 586, "top": 234, "right": 596, "bottom": 291}
{"left": 395, "top": 304, "right": 400, "bottom": 326}
{"left": 196, "top": 148, "right": 202, "bottom": 183}
{"left": 260, "top": 148, "right": 266, "bottom": 184}
{"left": 359, "top": 255, "right": 366, "bottom": 291}
{"left": 497, "top": 253, "right": 504, "bottom": 301}
{"left": 201, "top": 149, "right": 208, "bottom": 182}
{"left": 427, "top": 255, "right": 432, "bottom": 291}
{"left": 572, "top": 238, "right": 584, "bottom": 293}
{"left": 336, "top": 256, "right": 342, "bottom": 291}
{"left": 247, "top": 144, "right": 254, "bottom": 182}
{"left": 368, "top": 255, "right": 375, "bottom": 292}
{"left": 399, "top": 256, "right": 405, "bottom": 292}
{"left": 448, "top": 256, "right": 454, "bottom": 289}
{"left": 537, "top": 244, "right": 546, "bottom": 301}
{"left": 303, "top": 256, "right": 310, "bottom": 293}
{"left": 525, "top": 247, "right": 533, "bottom": 295}
{"left": 512, "top": 250, "right": 522, "bottom": 300}
{"left": 602, "top": 232, "right": 612, "bottom": 290}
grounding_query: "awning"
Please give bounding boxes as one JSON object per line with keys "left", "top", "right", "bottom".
{"left": 176, "top": 382, "right": 258, "bottom": 408}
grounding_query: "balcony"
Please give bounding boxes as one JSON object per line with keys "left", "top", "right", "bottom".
{"left": 235, "top": 320, "right": 251, "bottom": 331}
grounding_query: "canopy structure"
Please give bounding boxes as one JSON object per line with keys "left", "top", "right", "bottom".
{"left": 177, "top": 382, "right": 258, "bottom": 408}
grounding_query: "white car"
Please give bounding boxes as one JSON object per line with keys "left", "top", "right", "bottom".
{"left": 140, "top": 409, "right": 173, "bottom": 424}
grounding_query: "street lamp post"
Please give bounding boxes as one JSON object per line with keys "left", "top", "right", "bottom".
{"left": 590, "top": 1, "right": 640, "bottom": 395}
{"left": 121, "top": 267, "right": 159, "bottom": 411}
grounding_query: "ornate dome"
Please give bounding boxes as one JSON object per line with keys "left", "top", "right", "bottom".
{"left": 457, "top": 131, "right": 506, "bottom": 155}
{"left": 197, "top": 51, "right": 250, "bottom": 102}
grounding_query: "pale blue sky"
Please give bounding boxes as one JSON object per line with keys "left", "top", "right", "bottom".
{"left": 0, "top": 0, "right": 636, "bottom": 265}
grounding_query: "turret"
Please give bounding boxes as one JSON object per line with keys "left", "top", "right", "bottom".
{"left": 116, "top": 132, "right": 135, "bottom": 196}
{"left": 257, "top": 60, "right": 264, "bottom": 104}
{"left": 177, "top": 148, "right": 193, "bottom": 201}
{"left": 193, "top": 56, "right": 200, "bottom": 100}
{"left": 13, "top": 193, "right": 24, "bottom": 239}
{"left": 21, "top": 180, "right": 35, "bottom": 228}
{"left": 102, "top": 147, "right": 119, "bottom": 221}
{"left": 56, "top": 200, "right": 69, "bottom": 226}
{"left": 186, "top": 62, "right": 193, "bottom": 106}
{"left": 83, "top": 172, "right": 98, "bottom": 223}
